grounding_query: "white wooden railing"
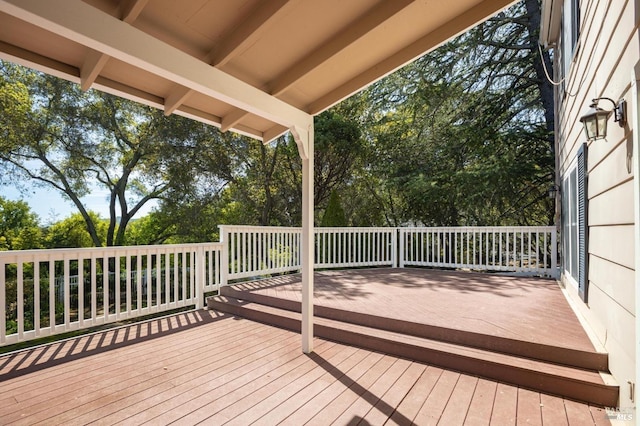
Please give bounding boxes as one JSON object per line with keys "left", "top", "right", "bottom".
{"left": 399, "top": 227, "right": 557, "bottom": 275}
{"left": 1, "top": 226, "right": 556, "bottom": 346}
{"left": 220, "top": 225, "right": 398, "bottom": 282}
{"left": 0, "top": 243, "right": 223, "bottom": 346}
{"left": 219, "top": 225, "right": 301, "bottom": 282}
{"left": 219, "top": 225, "right": 556, "bottom": 281}
{"left": 315, "top": 227, "right": 396, "bottom": 269}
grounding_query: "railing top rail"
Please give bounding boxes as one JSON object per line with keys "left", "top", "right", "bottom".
{"left": 0, "top": 241, "right": 224, "bottom": 259}
{"left": 399, "top": 226, "right": 555, "bottom": 231}
{"left": 219, "top": 225, "right": 555, "bottom": 231}
{"left": 219, "top": 225, "right": 302, "bottom": 232}
{"left": 314, "top": 227, "right": 396, "bottom": 232}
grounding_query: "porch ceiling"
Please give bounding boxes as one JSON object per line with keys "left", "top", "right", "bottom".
{"left": 0, "top": 0, "right": 516, "bottom": 142}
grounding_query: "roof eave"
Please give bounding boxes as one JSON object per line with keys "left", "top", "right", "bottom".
{"left": 540, "top": 0, "right": 561, "bottom": 48}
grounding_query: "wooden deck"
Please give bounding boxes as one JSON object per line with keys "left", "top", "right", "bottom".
{"left": 0, "top": 311, "right": 609, "bottom": 425}
{"left": 227, "top": 268, "right": 596, "bottom": 352}
{"left": 0, "top": 309, "right": 611, "bottom": 424}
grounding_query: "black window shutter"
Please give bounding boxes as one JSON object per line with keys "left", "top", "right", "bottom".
{"left": 577, "top": 143, "right": 588, "bottom": 302}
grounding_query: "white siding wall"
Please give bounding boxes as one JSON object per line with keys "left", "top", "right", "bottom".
{"left": 556, "top": 0, "right": 637, "bottom": 408}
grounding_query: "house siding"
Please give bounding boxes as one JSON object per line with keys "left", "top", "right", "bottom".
{"left": 546, "top": 0, "right": 638, "bottom": 409}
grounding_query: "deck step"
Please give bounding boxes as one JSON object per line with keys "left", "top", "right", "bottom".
{"left": 207, "top": 293, "right": 618, "bottom": 407}
{"left": 219, "top": 286, "right": 609, "bottom": 371}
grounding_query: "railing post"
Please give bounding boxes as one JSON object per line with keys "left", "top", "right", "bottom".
{"left": 194, "top": 246, "right": 205, "bottom": 309}
{"left": 219, "top": 226, "right": 229, "bottom": 289}
{"left": 551, "top": 228, "right": 558, "bottom": 278}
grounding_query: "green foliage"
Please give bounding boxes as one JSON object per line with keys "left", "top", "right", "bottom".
{"left": 0, "top": 62, "right": 237, "bottom": 246}
{"left": 124, "top": 213, "right": 173, "bottom": 245}
{"left": 321, "top": 191, "right": 347, "bottom": 227}
{"left": 313, "top": 110, "right": 364, "bottom": 206}
{"left": 361, "top": 0, "right": 554, "bottom": 226}
{"left": 44, "top": 212, "right": 108, "bottom": 248}
{"left": 0, "top": 64, "right": 31, "bottom": 155}
{"left": 0, "top": 196, "right": 43, "bottom": 250}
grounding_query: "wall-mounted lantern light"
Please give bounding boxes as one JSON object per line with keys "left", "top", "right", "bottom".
{"left": 548, "top": 184, "right": 560, "bottom": 199}
{"left": 579, "top": 97, "right": 626, "bottom": 141}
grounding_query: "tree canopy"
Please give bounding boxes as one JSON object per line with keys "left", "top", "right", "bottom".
{"left": 0, "top": 196, "right": 42, "bottom": 250}
{"left": 0, "top": 62, "right": 240, "bottom": 246}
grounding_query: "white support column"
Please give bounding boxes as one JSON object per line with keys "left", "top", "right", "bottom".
{"left": 294, "top": 121, "right": 314, "bottom": 354}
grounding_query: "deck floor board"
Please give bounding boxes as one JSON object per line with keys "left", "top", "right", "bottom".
{"left": 235, "top": 268, "right": 596, "bottom": 351}
{"left": 0, "top": 269, "right": 611, "bottom": 425}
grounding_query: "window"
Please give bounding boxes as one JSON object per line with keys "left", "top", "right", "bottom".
{"left": 561, "top": 143, "right": 588, "bottom": 301}
{"left": 559, "top": 0, "right": 581, "bottom": 97}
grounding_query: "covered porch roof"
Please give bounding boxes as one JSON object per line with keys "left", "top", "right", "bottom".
{"left": 0, "top": 0, "right": 517, "bottom": 142}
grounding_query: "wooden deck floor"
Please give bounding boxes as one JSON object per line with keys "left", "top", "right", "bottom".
{"left": 229, "top": 268, "right": 597, "bottom": 352}
{"left": 0, "top": 309, "right": 611, "bottom": 425}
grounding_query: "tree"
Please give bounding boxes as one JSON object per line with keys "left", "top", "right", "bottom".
{"left": 0, "top": 62, "right": 235, "bottom": 246}
{"left": 362, "top": 0, "right": 554, "bottom": 226}
{"left": 320, "top": 191, "right": 347, "bottom": 227}
{"left": 0, "top": 196, "right": 43, "bottom": 250}
{"left": 159, "top": 106, "right": 367, "bottom": 231}
{"left": 44, "top": 212, "right": 108, "bottom": 248}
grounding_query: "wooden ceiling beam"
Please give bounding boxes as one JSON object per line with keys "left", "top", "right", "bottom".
{"left": 218, "top": 0, "right": 415, "bottom": 135}
{"left": 79, "top": 0, "right": 149, "bottom": 91}
{"left": 120, "top": 0, "right": 149, "bottom": 23}
{"left": 268, "top": 0, "right": 414, "bottom": 97}
{"left": 262, "top": 124, "right": 289, "bottom": 145}
{"left": 162, "top": 0, "right": 298, "bottom": 119}
{"left": 221, "top": 108, "right": 250, "bottom": 132}
{"left": 0, "top": 0, "right": 311, "bottom": 138}
{"left": 80, "top": 49, "right": 109, "bottom": 91}
{"left": 210, "top": 0, "right": 299, "bottom": 67}
{"left": 164, "top": 85, "right": 192, "bottom": 116}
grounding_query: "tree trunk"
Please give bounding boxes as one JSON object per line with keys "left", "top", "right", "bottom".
{"left": 525, "top": 0, "right": 555, "bottom": 154}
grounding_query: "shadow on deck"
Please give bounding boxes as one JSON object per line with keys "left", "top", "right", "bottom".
{"left": 208, "top": 267, "right": 619, "bottom": 407}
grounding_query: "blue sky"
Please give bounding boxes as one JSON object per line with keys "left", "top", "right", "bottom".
{"left": 1, "top": 183, "right": 155, "bottom": 225}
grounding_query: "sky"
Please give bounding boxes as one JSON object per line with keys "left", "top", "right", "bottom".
{"left": 1, "top": 183, "right": 156, "bottom": 225}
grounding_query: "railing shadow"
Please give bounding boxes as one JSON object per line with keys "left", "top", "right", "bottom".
{"left": 347, "top": 267, "right": 559, "bottom": 296}
{"left": 306, "top": 352, "right": 414, "bottom": 425}
{"left": 0, "top": 309, "right": 230, "bottom": 382}
{"left": 231, "top": 270, "right": 375, "bottom": 301}
{"left": 225, "top": 267, "right": 560, "bottom": 305}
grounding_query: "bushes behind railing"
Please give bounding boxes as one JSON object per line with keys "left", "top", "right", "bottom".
{"left": 1, "top": 243, "right": 223, "bottom": 346}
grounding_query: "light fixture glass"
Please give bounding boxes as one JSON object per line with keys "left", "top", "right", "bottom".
{"left": 579, "top": 98, "right": 626, "bottom": 141}
{"left": 579, "top": 103, "right": 611, "bottom": 141}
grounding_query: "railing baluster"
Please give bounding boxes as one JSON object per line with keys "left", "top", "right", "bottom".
{"left": 102, "top": 256, "right": 108, "bottom": 320}
{"left": 63, "top": 257, "right": 70, "bottom": 329}
{"left": 79, "top": 256, "right": 85, "bottom": 326}
{"left": 136, "top": 251, "right": 142, "bottom": 314}
{"left": 49, "top": 258, "right": 55, "bottom": 332}
{"left": 17, "top": 261, "right": 24, "bottom": 340}
{"left": 115, "top": 255, "right": 121, "bottom": 318}
{"left": 155, "top": 251, "right": 161, "bottom": 311}
{"left": 34, "top": 261, "right": 40, "bottom": 336}
{"left": 182, "top": 250, "right": 188, "bottom": 302}
{"left": 520, "top": 230, "right": 524, "bottom": 270}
